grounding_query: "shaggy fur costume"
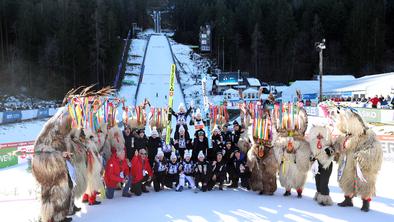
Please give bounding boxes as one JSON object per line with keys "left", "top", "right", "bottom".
{"left": 332, "top": 108, "right": 383, "bottom": 210}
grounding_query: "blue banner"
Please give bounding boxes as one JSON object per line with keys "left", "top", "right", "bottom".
{"left": 303, "top": 93, "right": 318, "bottom": 100}
{"left": 37, "top": 109, "right": 49, "bottom": 118}
{"left": 2, "top": 111, "right": 22, "bottom": 123}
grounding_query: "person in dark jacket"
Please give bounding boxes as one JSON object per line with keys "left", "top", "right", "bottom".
{"left": 123, "top": 126, "right": 136, "bottom": 160}
{"left": 209, "top": 126, "right": 223, "bottom": 161}
{"left": 232, "top": 121, "right": 243, "bottom": 146}
{"left": 233, "top": 148, "right": 250, "bottom": 189}
{"left": 166, "top": 152, "right": 181, "bottom": 189}
{"left": 194, "top": 151, "right": 212, "bottom": 192}
{"left": 147, "top": 128, "right": 162, "bottom": 167}
{"left": 174, "top": 125, "right": 192, "bottom": 160}
{"left": 176, "top": 150, "right": 197, "bottom": 192}
{"left": 161, "top": 129, "right": 174, "bottom": 160}
{"left": 221, "top": 123, "right": 232, "bottom": 143}
{"left": 223, "top": 140, "right": 237, "bottom": 187}
{"left": 170, "top": 103, "right": 193, "bottom": 138}
{"left": 193, "top": 129, "right": 209, "bottom": 161}
{"left": 208, "top": 151, "right": 226, "bottom": 190}
{"left": 134, "top": 129, "right": 148, "bottom": 151}
{"left": 152, "top": 148, "right": 167, "bottom": 192}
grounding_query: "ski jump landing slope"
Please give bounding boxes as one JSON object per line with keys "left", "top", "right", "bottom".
{"left": 136, "top": 34, "right": 184, "bottom": 108}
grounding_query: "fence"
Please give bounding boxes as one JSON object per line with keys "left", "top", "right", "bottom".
{"left": 304, "top": 106, "right": 394, "bottom": 125}
{"left": 0, "top": 108, "right": 58, "bottom": 125}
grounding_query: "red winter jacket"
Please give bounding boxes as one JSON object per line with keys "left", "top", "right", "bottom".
{"left": 370, "top": 97, "right": 380, "bottom": 106}
{"left": 131, "top": 155, "right": 152, "bottom": 184}
{"left": 104, "top": 154, "right": 130, "bottom": 188}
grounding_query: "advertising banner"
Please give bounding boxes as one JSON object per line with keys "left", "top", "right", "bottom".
{"left": 2, "top": 111, "right": 22, "bottom": 123}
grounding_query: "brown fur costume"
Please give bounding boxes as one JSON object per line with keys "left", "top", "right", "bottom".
{"left": 237, "top": 105, "right": 278, "bottom": 195}
{"left": 32, "top": 109, "right": 75, "bottom": 222}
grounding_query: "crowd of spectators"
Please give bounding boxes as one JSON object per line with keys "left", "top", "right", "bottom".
{"left": 319, "top": 95, "right": 394, "bottom": 109}
{"left": 0, "top": 96, "right": 60, "bottom": 112}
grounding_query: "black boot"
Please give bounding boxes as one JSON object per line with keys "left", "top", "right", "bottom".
{"left": 88, "top": 200, "right": 101, "bottom": 206}
{"left": 142, "top": 185, "right": 149, "bottom": 193}
{"left": 361, "top": 199, "right": 370, "bottom": 212}
{"left": 283, "top": 190, "right": 291, "bottom": 196}
{"left": 73, "top": 205, "right": 81, "bottom": 212}
{"left": 297, "top": 190, "right": 302, "bottom": 198}
{"left": 338, "top": 196, "right": 353, "bottom": 207}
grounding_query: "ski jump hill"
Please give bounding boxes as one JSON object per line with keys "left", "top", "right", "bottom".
{"left": 135, "top": 34, "right": 185, "bottom": 108}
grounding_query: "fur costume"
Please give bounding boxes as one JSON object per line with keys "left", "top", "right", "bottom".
{"left": 331, "top": 107, "right": 383, "bottom": 211}
{"left": 274, "top": 135, "right": 311, "bottom": 197}
{"left": 32, "top": 86, "right": 115, "bottom": 221}
{"left": 273, "top": 103, "right": 311, "bottom": 197}
{"left": 309, "top": 125, "right": 335, "bottom": 206}
{"left": 82, "top": 128, "right": 105, "bottom": 205}
{"left": 32, "top": 109, "right": 74, "bottom": 222}
{"left": 237, "top": 104, "right": 278, "bottom": 195}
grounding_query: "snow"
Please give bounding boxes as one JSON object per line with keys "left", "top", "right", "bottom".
{"left": 243, "top": 88, "right": 259, "bottom": 94}
{"left": 136, "top": 35, "right": 184, "bottom": 108}
{"left": 281, "top": 73, "right": 394, "bottom": 102}
{"left": 0, "top": 118, "right": 49, "bottom": 143}
{"left": 246, "top": 78, "right": 261, "bottom": 87}
{"left": 1, "top": 157, "right": 394, "bottom": 221}
{"left": 318, "top": 75, "right": 356, "bottom": 81}
{"left": 117, "top": 38, "right": 147, "bottom": 107}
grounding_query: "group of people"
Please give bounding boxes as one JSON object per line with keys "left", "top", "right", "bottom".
{"left": 31, "top": 86, "right": 383, "bottom": 222}
{"left": 103, "top": 112, "right": 251, "bottom": 199}
{"left": 321, "top": 94, "right": 394, "bottom": 109}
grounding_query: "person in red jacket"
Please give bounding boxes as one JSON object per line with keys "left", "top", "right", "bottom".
{"left": 131, "top": 148, "right": 153, "bottom": 196}
{"left": 369, "top": 95, "right": 380, "bottom": 108}
{"left": 104, "top": 150, "right": 131, "bottom": 199}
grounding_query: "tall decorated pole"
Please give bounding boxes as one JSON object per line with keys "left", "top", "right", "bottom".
{"left": 202, "top": 77, "right": 212, "bottom": 148}
{"left": 166, "top": 64, "right": 176, "bottom": 145}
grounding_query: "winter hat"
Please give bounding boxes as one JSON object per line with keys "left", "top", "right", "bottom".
{"left": 179, "top": 125, "right": 185, "bottom": 133}
{"left": 216, "top": 150, "right": 223, "bottom": 156}
{"left": 151, "top": 127, "right": 159, "bottom": 137}
{"left": 170, "top": 151, "right": 177, "bottom": 160}
{"left": 233, "top": 120, "right": 239, "bottom": 126}
{"left": 196, "top": 129, "right": 205, "bottom": 137}
{"left": 195, "top": 108, "right": 202, "bottom": 118}
{"left": 178, "top": 103, "right": 185, "bottom": 112}
{"left": 184, "top": 149, "right": 192, "bottom": 159}
{"left": 234, "top": 147, "right": 240, "bottom": 153}
{"left": 212, "top": 126, "right": 220, "bottom": 134}
{"left": 156, "top": 148, "right": 164, "bottom": 157}
{"left": 198, "top": 150, "right": 205, "bottom": 159}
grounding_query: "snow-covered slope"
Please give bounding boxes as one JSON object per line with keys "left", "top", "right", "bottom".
{"left": 136, "top": 35, "right": 184, "bottom": 108}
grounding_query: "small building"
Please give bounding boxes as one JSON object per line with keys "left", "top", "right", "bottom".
{"left": 242, "top": 88, "right": 259, "bottom": 101}
{"left": 246, "top": 78, "right": 261, "bottom": 90}
{"left": 223, "top": 88, "right": 240, "bottom": 101}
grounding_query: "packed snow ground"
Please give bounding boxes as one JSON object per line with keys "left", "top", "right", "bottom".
{"left": 1, "top": 158, "right": 393, "bottom": 222}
